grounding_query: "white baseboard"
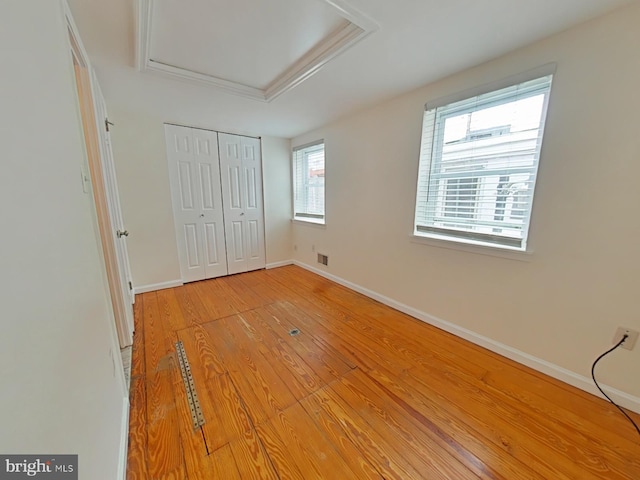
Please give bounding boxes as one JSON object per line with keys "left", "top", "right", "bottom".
{"left": 293, "top": 260, "right": 640, "bottom": 414}
{"left": 133, "top": 279, "right": 183, "bottom": 295}
{"left": 117, "top": 396, "right": 130, "bottom": 480}
{"left": 266, "top": 260, "right": 294, "bottom": 269}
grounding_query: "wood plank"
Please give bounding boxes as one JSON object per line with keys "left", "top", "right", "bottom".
{"left": 390, "top": 367, "right": 604, "bottom": 480}
{"left": 126, "top": 266, "right": 640, "bottom": 479}
{"left": 268, "top": 267, "right": 640, "bottom": 463}
{"left": 303, "top": 387, "right": 428, "bottom": 480}
{"left": 202, "top": 373, "right": 254, "bottom": 446}
{"left": 142, "top": 292, "right": 170, "bottom": 373}
{"left": 228, "top": 428, "right": 279, "bottom": 480}
{"left": 221, "top": 273, "right": 276, "bottom": 310}
{"left": 145, "top": 369, "right": 185, "bottom": 479}
{"left": 167, "top": 349, "right": 216, "bottom": 478}
{"left": 333, "top": 369, "right": 483, "bottom": 479}
{"left": 194, "top": 277, "right": 251, "bottom": 320}
{"left": 324, "top": 374, "right": 478, "bottom": 479}
{"left": 260, "top": 302, "right": 354, "bottom": 382}
{"left": 363, "top": 367, "right": 544, "bottom": 480}
{"left": 296, "top": 396, "right": 383, "bottom": 480}
{"left": 156, "top": 288, "right": 189, "bottom": 333}
{"left": 305, "top": 274, "right": 640, "bottom": 440}
{"left": 200, "top": 319, "right": 270, "bottom": 424}
{"left": 218, "top": 314, "right": 299, "bottom": 420}
{"left": 176, "top": 323, "right": 226, "bottom": 378}
{"left": 256, "top": 402, "right": 369, "bottom": 479}
{"left": 173, "top": 282, "right": 208, "bottom": 327}
{"left": 126, "top": 376, "right": 149, "bottom": 480}
{"left": 208, "top": 444, "right": 242, "bottom": 480}
{"left": 130, "top": 296, "right": 145, "bottom": 379}
{"left": 238, "top": 308, "right": 325, "bottom": 398}
{"left": 175, "top": 322, "right": 253, "bottom": 450}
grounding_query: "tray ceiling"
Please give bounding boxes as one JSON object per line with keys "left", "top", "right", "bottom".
{"left": 137, "top": 0, "right": 377, "bottom": 101}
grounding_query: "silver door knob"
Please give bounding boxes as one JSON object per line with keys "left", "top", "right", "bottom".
{"left": 240, "top": 212, "right": 245, "bottom": 216}
{"left": 199, "top": 214, "right": 205, "bottom": 218}
{"left": 117, "top": 230, "right": 129, "bottom": 238}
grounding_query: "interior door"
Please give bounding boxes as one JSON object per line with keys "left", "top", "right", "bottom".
{"left": 72, "top": 48, "right": 133, "bottom": 347}
{"left": 92, "top": 72, "right": 135, "bottom": 315}
{"left": 218, "top": 133, "right": 266, "bottom": 274}
{"left": 165, "top": 124, "right": 228, "bottom": 282}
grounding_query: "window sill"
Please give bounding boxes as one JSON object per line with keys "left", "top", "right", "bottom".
{"left": 410, "top": 233, "right": 533, "bottom": 262}
{"left": 292, "top": 217, "right": 326, "bottom": 227}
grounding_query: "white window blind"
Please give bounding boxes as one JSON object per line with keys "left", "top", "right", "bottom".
{"left": 414, "top": 69, "right": 554, "bottom": 250}
{"left": 293, "top": 141, "right": 325, "bottom": 222}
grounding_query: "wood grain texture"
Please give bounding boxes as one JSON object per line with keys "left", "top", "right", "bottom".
{"left": 125, "top": 376, "right": 148, "bottom": 480}
{"left": 127, "top": 266, "right": 640, "bottom": 479}
{"left": 130, "top": 297, "right": 145, "bottom": 380}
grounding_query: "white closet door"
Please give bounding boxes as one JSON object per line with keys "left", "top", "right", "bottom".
{"left": 165, "top": 125, "right": 228, "bottom": 282}
{"left": 218, "top": 133, "right": 266, "bottom": 274}
{"left": 192, "top": 129, "right": 228, "bottom": 279}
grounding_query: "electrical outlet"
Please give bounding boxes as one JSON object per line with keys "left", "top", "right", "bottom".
{"left": 613, "top": 327, "right": 639, "bottom": 351}
{"left": 311, "top": 245, "right": 315, "bottom": 252}
{"left": 294, "top": 244, "right": 298, "bottom": 251}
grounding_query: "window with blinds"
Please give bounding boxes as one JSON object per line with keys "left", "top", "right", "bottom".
{"left": 414, "top": 68, "right": 554, "bottom": 250}
{"left": 293, "top": 141, "right": 325, "bottom": 223}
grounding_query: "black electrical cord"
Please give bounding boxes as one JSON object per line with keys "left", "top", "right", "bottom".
{"left": 591, "top": 334, "right": 640, "bottom": 438}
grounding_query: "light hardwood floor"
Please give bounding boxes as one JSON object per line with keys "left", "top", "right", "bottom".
{"left": 126, "top": 265, "right": 640, "bottom": 479}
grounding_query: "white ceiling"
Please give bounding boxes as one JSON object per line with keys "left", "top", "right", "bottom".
{"left": 67, "top": 0, "right": 634, "bottom": 139}
{"left": 149, "top": 0, "right": 349, "bottom": 89}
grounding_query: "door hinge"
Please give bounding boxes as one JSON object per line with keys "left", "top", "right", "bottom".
{"left": 105, "top": 118, "right": 114, "bottom": 132}
{"left": 128, "top": 281, "right": 132, "bottom": 291}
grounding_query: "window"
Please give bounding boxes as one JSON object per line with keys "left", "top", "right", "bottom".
{"left": 293, "top": 141, "right": 325, "bottom": 223}
{"left": 414, "top": 68, "right": 554, "bottom": 250}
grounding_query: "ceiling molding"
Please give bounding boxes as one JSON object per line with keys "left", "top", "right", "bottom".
{"left": 135, "top": 0, "right": 377, "bottom": 102}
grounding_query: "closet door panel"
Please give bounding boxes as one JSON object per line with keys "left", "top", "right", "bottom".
{"left": 219, "top": 133, "right": 250, "bottom": 274}
{"left": 240, "top": 136, "right": 266, "bottom": 271}
{"left": 192, "top": 129, "right": 228, "bottom": 279}
{"left": 165, "top": 124, "right": 206, "bottom": 282}
{"left": 165, "top": 125, "right": 228, "bottom": 282}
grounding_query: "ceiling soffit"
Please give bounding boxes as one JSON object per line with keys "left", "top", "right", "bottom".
{"left": 136, "top": 0, "right": 378, "bottom": 102}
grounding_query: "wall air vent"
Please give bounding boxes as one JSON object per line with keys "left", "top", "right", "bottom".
{"left": 317, "top": 253, "right": 329, "bottom": 266}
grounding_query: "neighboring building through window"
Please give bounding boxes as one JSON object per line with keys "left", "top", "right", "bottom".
{"left": 414, "top": 67, "right": 554, "bottom": 250}
{"left": 293, "top": 141, "right": 325, "bottom": 223}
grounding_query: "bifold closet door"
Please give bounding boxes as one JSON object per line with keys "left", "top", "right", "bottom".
{"left": 218, "top": 133, "right": 266, "bottom": 275}
{"left": 165, "top": 125, "right": 228, "bottom": 282}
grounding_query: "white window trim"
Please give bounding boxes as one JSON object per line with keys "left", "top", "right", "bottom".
{"left": 409, "top": 233, "right": 534, "bottom": 262}
{"left": 292, "top": 218, "right": 327, "bottom": 228}
{"left": 413, "top": 63, "right": 556, "bottom": 252}
{"left": 292, "top": 140, "right": 326, "bottom": 225}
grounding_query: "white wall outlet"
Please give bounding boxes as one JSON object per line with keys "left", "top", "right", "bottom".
{"left": 613, "top": 327, "right": 639, "bottom": 351}
{"left": 293, "top": 244, "right": 298, "bottom": 251}
{"left": 311, "top": 244, "right": 315, "bottom": 252}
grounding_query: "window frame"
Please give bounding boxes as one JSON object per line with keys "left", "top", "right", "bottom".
{"left": 292, "top": 140, "right": 326, "bottom": 225}
{"left": 413, "top": 64, "right": 556, "bottom": 252}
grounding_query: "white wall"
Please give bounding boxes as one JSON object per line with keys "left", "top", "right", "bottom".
{"left": 292, "top": 3, "right": 640, "bottom": 406}
{"left": 0, "top": 1, "right": 126, "bottom": 478}
{"left": 108, "top": 108, "right": 182, "bottom": 287}
{"left": 108, "top": 107, "right": 292, "bottom": 287}
{"left": 262, "top": 137, "right": 293, "bottom": 266}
